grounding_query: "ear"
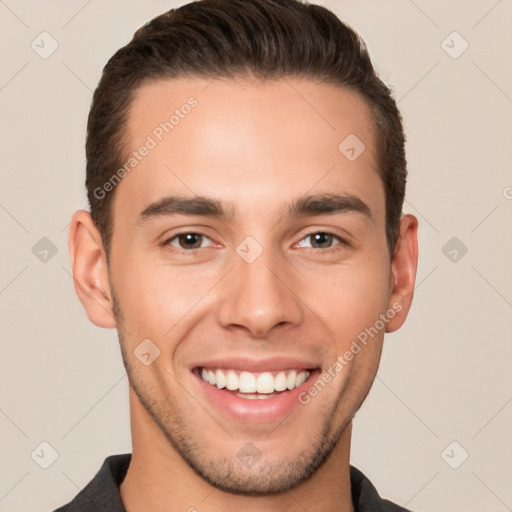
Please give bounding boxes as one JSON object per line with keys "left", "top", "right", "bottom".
{"left": 386, "top": 214, "right": 419, "bottom": 333}
{"left": 68, "top": 210, "right": 117, "bottom": 328}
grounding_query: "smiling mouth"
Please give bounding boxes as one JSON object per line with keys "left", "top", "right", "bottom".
{"left": 194, "top": 367, "right": 314, "bottom": 399}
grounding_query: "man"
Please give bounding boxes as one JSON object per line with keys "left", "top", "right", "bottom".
{"left": 57, "top": 0, "right": 418, "bottom": 510}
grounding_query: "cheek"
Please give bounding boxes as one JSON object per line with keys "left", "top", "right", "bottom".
{"left": 111, "top": 255, "right": 219, "bottom": 338}
{"left": 312, "top": 263, "right": 389, "bottom": 402}
{"left": 309, "top": 258, "right": 390, "bottom": 343}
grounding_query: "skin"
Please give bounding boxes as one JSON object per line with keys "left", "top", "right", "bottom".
{"left": 69, "top": 77, "right": 418, "bottom": 512}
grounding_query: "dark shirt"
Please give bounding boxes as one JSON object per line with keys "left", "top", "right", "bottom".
{"left": 52, "top": 454, "right": 412, "bottom": 512}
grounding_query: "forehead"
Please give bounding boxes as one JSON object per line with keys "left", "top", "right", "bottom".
{"left": 114, "top": 77, "right": 383, "bottom": 224}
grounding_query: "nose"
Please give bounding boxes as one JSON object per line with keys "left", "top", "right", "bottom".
{"left": 217, "top": 249, "right": 304, "bottom": 338}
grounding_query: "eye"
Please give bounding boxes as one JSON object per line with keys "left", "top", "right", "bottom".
{"left": 165, "top": 232, "right": 213, "bottom": 250}
{"left": 296, "top": 231, "right": 346, "bottom": 250}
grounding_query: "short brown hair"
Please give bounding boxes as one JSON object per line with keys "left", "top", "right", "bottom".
{"left": 86, "top": 0, "right": 407, "bottom": 258}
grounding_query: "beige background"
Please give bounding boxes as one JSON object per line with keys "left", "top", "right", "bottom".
{"left": 1, "top": 1, "right": 511, "bottom": 511}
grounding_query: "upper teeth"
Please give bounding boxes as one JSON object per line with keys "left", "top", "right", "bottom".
{"left": 200, "top": 368, "right": 311, "bottom": 394}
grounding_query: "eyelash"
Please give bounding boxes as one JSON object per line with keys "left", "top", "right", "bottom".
{"left": 161, "top": 230, "right": 349, "bottom": 255}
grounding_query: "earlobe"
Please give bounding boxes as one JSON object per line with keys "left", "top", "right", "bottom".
{"left": 68, "top": 210, "right": 117, "bottom": 328}
{"left": 385, "top": 214, "right": 419, "bottom": 333}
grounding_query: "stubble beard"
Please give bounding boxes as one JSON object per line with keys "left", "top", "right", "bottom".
{"left": 112, "top": 288, "right": 366, "bottom": 496}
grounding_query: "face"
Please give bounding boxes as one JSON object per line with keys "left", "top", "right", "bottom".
{"left": 74, "top": 77, "right": 416, "bottom": 495}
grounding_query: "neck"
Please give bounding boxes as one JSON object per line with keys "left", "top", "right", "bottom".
{"left": 120, "top": 388, "right": 354, "bottom": 512}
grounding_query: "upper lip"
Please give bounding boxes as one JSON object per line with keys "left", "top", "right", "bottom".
{"left": 191, "top": 357, "right": 319, "bottom": 373}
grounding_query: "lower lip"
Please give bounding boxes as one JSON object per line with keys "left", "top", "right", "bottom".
{"left": 194, "top": 370, "right": 319, "bottom": 423}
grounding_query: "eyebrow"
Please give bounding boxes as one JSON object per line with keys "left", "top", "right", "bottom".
{"left": 136, "top": 193, "right": 372, "bottom": 224}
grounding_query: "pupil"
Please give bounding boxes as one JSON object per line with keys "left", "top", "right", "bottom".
{"left": 179, "top": 233, "right": 202, "bottom": 249}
